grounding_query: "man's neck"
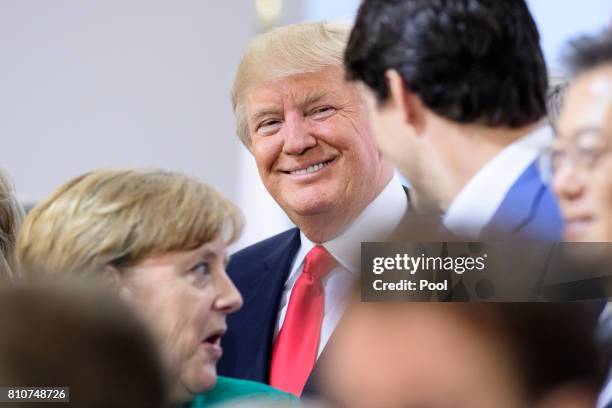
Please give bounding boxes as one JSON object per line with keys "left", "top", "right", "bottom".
{"left": 428, "top": 118, "right": 543, "bottom": 211}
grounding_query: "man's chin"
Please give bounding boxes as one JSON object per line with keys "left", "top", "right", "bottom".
{"left": 286, "top": 200, "right": 336, "bottom": 218}
{"left": 278, "top": 191, "right": 337, "bottom": 217}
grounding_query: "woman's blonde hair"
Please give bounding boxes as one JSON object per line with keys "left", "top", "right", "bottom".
{"left": 0, "top": 170, "right": 24, "bottom": 281}
{"left": 232, "top": 21, "right": 350, "bottom": 146}
{"left": 17, "top": 169, "right": 242, "bottom": 279}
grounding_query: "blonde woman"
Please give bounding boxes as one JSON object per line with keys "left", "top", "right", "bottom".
{"left": 17, "top": 169, "right": 296, "bottom": 407}
{"left": 0, "top": 169, "right": 23, "bottom": 282}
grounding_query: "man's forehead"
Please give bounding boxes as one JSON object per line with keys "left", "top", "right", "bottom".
{"left": 249, "top": 76, "right": 343, "bottom": 99}
{"left": 559, "top": 68, "right": 612, "bottom": 137}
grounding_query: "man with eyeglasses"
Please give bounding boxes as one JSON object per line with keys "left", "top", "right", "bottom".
{"left": 547, "top": 30, "right": 612, "bottom": 408}
{"left": 550, "top": 30, "right": 612, "bottom": 243}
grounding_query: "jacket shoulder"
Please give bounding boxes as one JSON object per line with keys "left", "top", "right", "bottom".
{"left": 230, "top": 228, "right": 299, "bottom": 264}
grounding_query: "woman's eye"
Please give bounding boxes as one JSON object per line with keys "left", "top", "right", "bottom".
{"left": 310, "top": 106, "right": 336, "bottom": 120}
{"left": 191, "top": 261, "right": 209, "bottom": 276}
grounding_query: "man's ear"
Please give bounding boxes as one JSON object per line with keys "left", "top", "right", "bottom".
{"left": 103, "top": 265, "right": 133, "bottom": 301}
{"left": 385, "top": 69, "right": 426, "bottom": 135}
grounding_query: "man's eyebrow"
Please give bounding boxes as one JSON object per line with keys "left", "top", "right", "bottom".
{"left": 250, "top": 107, "right": 282, "bottom": 124}
{"left": 300, "top": 91, "right": 328, "bottom": 108}
{"left": 249, "top": 92, "right": 331, "bottom": 123}
{"left": 565, "top": 127, "right": 603, "bottom": 141}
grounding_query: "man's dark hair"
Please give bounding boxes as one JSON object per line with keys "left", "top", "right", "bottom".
{"left": 345, "top": 0, "right": 548, "bottom": 128}
{"left": 565, "top": 29, "right": 612, "bottom": 76}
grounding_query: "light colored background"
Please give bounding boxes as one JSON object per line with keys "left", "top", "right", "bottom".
{"left": 1, "top": 0, "right": 611, "bottom": 250}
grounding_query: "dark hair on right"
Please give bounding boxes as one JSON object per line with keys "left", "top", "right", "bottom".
{"left": 565, "top": 29, "right": 612, "bottom": 76}
{"left": 345, "top": 0, "right": 548, "bottom": 128}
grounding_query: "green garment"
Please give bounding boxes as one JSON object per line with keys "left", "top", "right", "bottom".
{"left": 185, "top": 376, "right": 298, "bottom": 407}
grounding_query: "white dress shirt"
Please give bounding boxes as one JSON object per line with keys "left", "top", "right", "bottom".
{"left": 443, "top": 125, "right": 553, "bottom": 238}
{"left": 275, "top": 173, "right": 408, "bottom": 358}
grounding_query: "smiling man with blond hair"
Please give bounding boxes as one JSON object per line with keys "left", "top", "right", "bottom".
{"left": 218, "top": 22, "right": 409, "bottom": 397}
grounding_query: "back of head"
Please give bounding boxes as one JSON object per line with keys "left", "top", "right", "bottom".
{"left": 0, "top": 170, "right": 24, "bottom": 282}
{"left": 345, "top": 0, "right": 548, "bottom": 127}
{"left": 0, "top": 283, "right": 167, "bottom": 408}
{"left": 231, "top": 21, "right": 350, "bottom": 145}
{"left": 16, "top": 168, "right": 242, "bottom": 281}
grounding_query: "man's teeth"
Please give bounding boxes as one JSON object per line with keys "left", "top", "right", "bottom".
{"left": 290, "top": 161, "right": 331, "bottom": 175}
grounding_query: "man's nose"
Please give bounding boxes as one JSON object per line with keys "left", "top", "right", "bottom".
{"left": 552, "top": 161, "right": 585, "bottom": 201}
{"left": 282, "top": 113, "right": 317, "bottom": 155}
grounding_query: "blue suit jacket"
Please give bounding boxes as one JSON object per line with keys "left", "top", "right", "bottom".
{"left": 218, "top": 228, "right": 301, "bottom": 384}
{"left": 482, "top": 161, "right": 563, "bottom": 240}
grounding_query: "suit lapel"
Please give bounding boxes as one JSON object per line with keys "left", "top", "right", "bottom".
{"left": 239, "top": 229, "right": 301, "bottom": 381}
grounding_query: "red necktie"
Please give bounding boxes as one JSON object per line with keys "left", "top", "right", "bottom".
{"left": 269, "top": 245, "right": 336, "bottom": 396}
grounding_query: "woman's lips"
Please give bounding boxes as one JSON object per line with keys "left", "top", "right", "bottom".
{"left": 202, "top": 333, "right": 224, "bottom": 359}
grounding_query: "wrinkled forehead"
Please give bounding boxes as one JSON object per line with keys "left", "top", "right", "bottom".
{"left": 559, "top": 65, "right": 612, "bottom": 141}
{"left": 244, "top": 66, "right": 357, "bottom": 114}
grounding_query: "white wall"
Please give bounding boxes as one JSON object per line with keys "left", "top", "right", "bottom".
{"left": 0, "top": 1, "right": 255, "bottom": 205}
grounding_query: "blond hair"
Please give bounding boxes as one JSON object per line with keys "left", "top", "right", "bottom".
{"left": 17, "top": 169, "right": 242, "bottom": 279}
{"left": 232, "top": 21, "right": 351, "bottom": 145}
{"left": 0, "top": 170, "right": 24, "bottom": 282}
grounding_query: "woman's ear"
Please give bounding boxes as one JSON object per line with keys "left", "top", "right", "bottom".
{"left": 385, "top": 69, "right": 426, "bottom": 135}
{"left": 103, "top": 265, "right": 132, "bottom": 301}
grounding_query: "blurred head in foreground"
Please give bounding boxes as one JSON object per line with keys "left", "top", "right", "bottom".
{"left": 321, "top": 301, "right": 603, "bottom": 408}
{"left": 0, "top": 169, "right": 23, "bottom": 282}
{"left": 551, "top": 30, "right": 612, "bottom": 241}
{"left": 0, "top": 283, "right": 166, "bottom": 408}
{"left": 231, "top": 21, "right": 394, "bottom": 243}
{"left": 16, "top": 168, "right": 244, "bottom": 403}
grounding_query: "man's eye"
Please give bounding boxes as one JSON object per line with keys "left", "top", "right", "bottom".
{"left": 310, "top": 106, "right": 336, "bottom": 120}
{"left": 258, "top": 120, "right": 282, "bottom": 135}
{"left": 578, "top": 146, "right": 599, "bottom": 166}
{"left": 550, "top": 148, "right": 566, "bottom": 171}
{"left": 190, "top": 261, "right": 209, "bottom": 276}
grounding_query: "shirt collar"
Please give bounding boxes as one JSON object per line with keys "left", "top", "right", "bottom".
{"left": 443, "top": 124, "right": 553, "bottom": 238}
{"left": 322, "top": 173, "right": 407, "bottom": 273}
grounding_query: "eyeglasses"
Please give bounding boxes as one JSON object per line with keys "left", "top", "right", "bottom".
{"left": 538, "top": 129, "right": 612, "bottom": 183}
